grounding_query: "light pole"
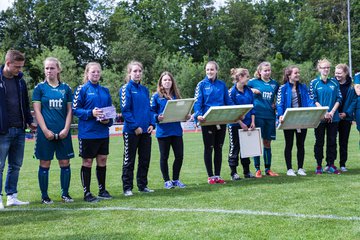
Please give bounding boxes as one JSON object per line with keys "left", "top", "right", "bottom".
{"left": 347, "top": 0, "right": 352, "bottom": 75}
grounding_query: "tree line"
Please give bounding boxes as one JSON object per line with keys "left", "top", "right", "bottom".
{"left": 0, "top": 0, "right": 359, "bottom": 109}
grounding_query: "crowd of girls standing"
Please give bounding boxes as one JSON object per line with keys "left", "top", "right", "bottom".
{"left": 26, "top": 57, "right": 360, "bottom": 205}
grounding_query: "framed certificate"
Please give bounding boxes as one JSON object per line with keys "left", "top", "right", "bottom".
{"left": 277, "top": 106, "right": 329, "bottom": 130}
{"left": 161, "top": 98, "right": 195, "bottom": 123}
{"left": 239, "top": 128, "right": 263, "bottom": 158}
{"left": 200, "top": 105, "right": 253, "bottom": 126}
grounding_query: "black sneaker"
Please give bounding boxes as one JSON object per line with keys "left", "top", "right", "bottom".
{"left": 98, "top": 190, "right": 112, "bottom": 199}
{"left": 42, "top": 197, "right": 54, "bottom": 204}
{"left": 139, "top": 187, "right": 154, "bottom": 193}
{"left": 61, "top": 194, "right": 74, "bottom": 203}
{"left": 84, "top": 192, "right": 99, "bottom": 203}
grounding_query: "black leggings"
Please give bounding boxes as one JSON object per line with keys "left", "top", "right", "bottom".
{"left": 314, "top": 122, "right": 338, "bottom": 166}
{"left": 283, "top": 129, "right": 307, "bottom": 170}
{"left": 157, "top": 136, "right": 184, "bottom": 181}
{"left": 201, "top": 125, "right": 226, "bottom": 177}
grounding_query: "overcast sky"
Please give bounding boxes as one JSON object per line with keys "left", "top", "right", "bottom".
{"left": 0, "top": 0, "right": 226, "bottom": 12}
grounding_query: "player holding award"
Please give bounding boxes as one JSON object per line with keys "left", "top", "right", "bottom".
{"left": 73, "top": 62, "right": 113, "bottom": 202}
{"left": 194, "top": 61, "right": 234, "bottom": 184}
{"left": 151, "top": 71, "right": 188, "bottom": 189}
{"left": 276, "top": 66, "right": 314, "bottom": 176}
{"left": 227, "top": 68, "right": 255, "bottom": 180}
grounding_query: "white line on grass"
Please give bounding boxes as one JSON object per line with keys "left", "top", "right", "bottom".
{"left": 3, "top": 207, "right": 360, "bottom": 221}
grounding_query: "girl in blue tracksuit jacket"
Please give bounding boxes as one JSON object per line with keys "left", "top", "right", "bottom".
{"left": 120, "top": 61, "right": 155, "bottom": 197}
{"left": 247, "top": 62, "right": 279, "bottom": 178}
{"left": 334, "top": 64, "right": 357, "bottom": 172}
{"left": 276, "top": 66, "right": 314, "bottom": 177}
{"left": 194, "top": 61, "right": 234, "bottom": 184}
{"left": 309, "top": 59, "right": 342, "bottom": 175}
{"left": 73, "top": 62, "right": 113, "bottom": 202}
{"left": 151, "top": 71, "right": 188, "bottom": 189}
{"left": 227, "top": 68, "right": 255, "bottom": 180}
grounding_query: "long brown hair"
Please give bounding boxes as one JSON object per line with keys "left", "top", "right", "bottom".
{"left": 157, "top": 71, "right": 181, "bottom": 100}
{"left": 83, "top": 62, "right": 101, "bottom": 84}
{"left": 282, "top": 66, "right": 299, "bottom": 84}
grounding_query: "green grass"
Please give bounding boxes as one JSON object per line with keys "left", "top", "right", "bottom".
{"left": 1, "top": 128, "right": 360, "bottom": 239}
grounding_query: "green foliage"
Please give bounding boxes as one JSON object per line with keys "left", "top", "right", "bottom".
{"left": 151, "top": 52, "right": 205, "bottom": 98}
{"left": 30, "top": 46, "right": 80, "bottom": 90}
{"left": 1, "top": 0, "right": 359, "bottom": 98}
{"left": 101, "top": 67, "right": 123, "bottom": 110}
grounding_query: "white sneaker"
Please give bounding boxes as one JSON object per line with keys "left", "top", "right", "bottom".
{"left": 0, "top": 198, "right": 4, "bottom": 210}
{"left": 286, "top": 169, "right": 297, "bottom": 176}
{"left": 297, "top": 168, "right": 307, "bottom": 176}
{"left": 6, "top": 193, "right": 29, "bottom": 206}
{"left": 340, "top": 167, "right": 348, "bottom": 172}
{"left": 124, "top": 190, "right": 133, "bottom": 197}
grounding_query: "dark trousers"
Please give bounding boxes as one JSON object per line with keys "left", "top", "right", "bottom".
{"left": 283, "top": 129, "right": 307, "bottom": 170}
{"left": 157, "top": 136, "right": 184, "bottom": 182}
{"left": 338, "top": 120, "right": 352, "bottom": 167}
{"left": 122, "top": 133, "right": 152, "bottom": 191}
{"left": 228, "top": 125, "right": 250, "bottom": 174}
{"left": 201, "top": 125, "right": 226, "bottom": 177}
{"left": 314, "top": 122, "right": 338, "bottom": 166}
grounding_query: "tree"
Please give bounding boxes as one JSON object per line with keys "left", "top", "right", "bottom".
{"left": 30, "top": 46, "right": 80, "bottom": 90}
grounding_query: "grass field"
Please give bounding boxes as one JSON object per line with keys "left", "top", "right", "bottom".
{"left": 1, "top": 128, "right": 360, "bottom": 239}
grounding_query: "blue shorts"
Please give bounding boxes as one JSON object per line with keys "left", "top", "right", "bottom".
{"left": 34, "top": 131, "right": 74, "bottom": 160}
{"left": 255, "top": 117, "right": 276, "bottom": 141}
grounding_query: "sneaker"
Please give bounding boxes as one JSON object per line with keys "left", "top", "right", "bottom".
{"left": 328, "top": 165, "right": 340, "bottom": 175}
{"left": 124, "top": 190, "right": 133, "bottom": 197}
{"left": 172, "top": 180, "right": 186, "bottom": 188}
{"left": 231, "top": 173, "right": 241, "bottom": 181}
{"left": 315, "top": 166, "right": 323, "bottom": 174}
{"left": 297, "top": 168, "right": 307, "bottom": 176}
{"left": 139, "top": 187, "right": 154, "bottom": 193}
{"left": 164, "top": 180, "right": 174, "bottom": 189}
{"left": 244, "top": 172, "right": 255, "bottom": 178}
{"left": 84, "top": 192, "right": 99, "bottom": 202}
{"left": 215, "top": 176, "right": 226, "bottom": 184}
{"left": 286, "top": 169, "right": 297, "bottom": 176}
{"left": 255, "top": 170, "right": 262, "bottom": 178}
{"left": 98, "top": 190, "right": 112, "bottom": 199}
{"left": 0, "top": 198, "right": 4, "bottom": 210}
{"left": 324, "top": 166, "right": 330, "bottom": 172}
{"left": 41, "top": 197, "right": 54, "bottom": 205}
{"left": 340, "top": 166, "right": 348, "bottom": 172}
{"left": 266, "top": 170, "right": 279, "bottom": 177}
{"left": 61, "top": 194, "right": 74, "bottom": 203}
{"left": 6, "top": 193, "right": 29, "bottom": 206}
{"left": 208, "top": 177, "right": 217, "bottom": 184}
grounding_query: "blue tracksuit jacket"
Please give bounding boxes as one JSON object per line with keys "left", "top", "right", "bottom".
{"left": 150, "top": 92, "right": 183, "bottom": 138}
{"left": 72, "top": 80, "right": 113, "bottom": 139}
{"left": 120, "top": 80, "right": 155, "bottom": 134}
{"left": 193, "top": 76, "right": 233, "bottom": 121}
{"left": 276, "top": 81, "right": 315, "bottom": 118}
{"left": 228, "top": 84, "right": 255, "bottom": 127}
